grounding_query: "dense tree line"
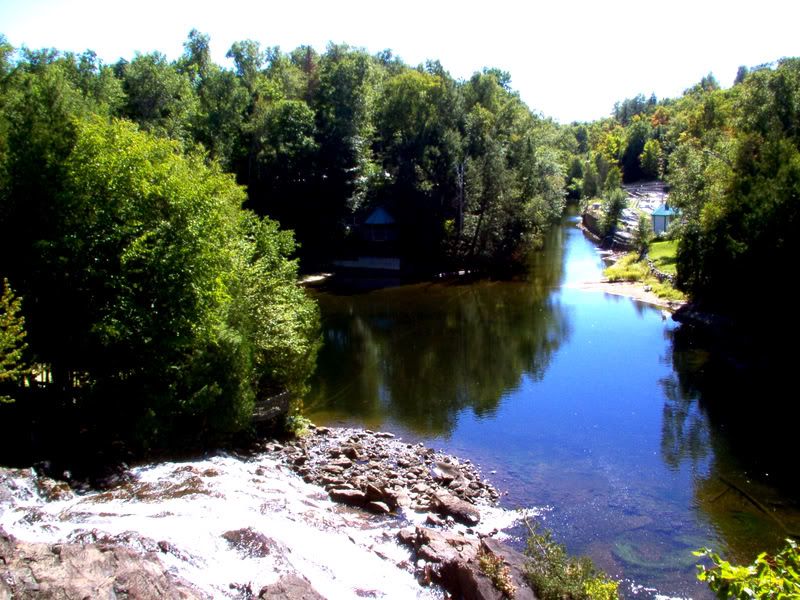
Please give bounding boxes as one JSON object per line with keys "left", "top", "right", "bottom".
{"left": 0, "top": 34, "right": 320, "bottom": 445}
{"left": 1, "top": 31, "right": 568, "bottom": 274}
{"left": 0, "top": 30, "right": 570, "bottom": 445}
{"left": 565, "top": 59, "right": 800, "bottom": 316}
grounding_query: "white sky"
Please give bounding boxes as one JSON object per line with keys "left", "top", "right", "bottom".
{"left": 1, "top": 0, "right": 798, "bottom": 123}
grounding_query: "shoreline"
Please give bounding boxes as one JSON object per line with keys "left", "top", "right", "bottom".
{"left": 565, "top": 279, "right": 685, "bottom": 310}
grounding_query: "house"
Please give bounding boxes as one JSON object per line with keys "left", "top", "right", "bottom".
{"left": 360, "top": 206, "right": 397, "bottom": 243}
{"left": 651, "top": 203, "right": 677, "bottom": 235}
{"left": 332, "top": 205, "right": 401, "bottom": 272}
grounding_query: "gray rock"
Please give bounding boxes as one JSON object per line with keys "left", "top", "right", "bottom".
{"left": 367, "top": 501, "right": 391, "bottom": 514}
{"left": 328, "top": 489, "right": 367, "bottom": 507}
{"left": 431, "top": 491, "right": 481, "bottom": 525}
{"left": 0, "top": 526, "right": 205, "bottom": 599}
{"left": 397, "top": 526, "right": 537, "bottom": 600}
{"left": 258, "top": 574, "right": 325, "bottom": 599}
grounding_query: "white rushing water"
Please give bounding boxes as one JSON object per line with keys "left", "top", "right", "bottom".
{"left": 0, "top": 452, "right": 520, "bottom": 599}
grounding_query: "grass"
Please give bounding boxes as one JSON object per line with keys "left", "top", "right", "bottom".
{"left": 603, "top": 252, "right": 686, "bottom": 302}
{"left": 603, "top": 254, "right": 648, "bottom": 282}
{"left": 648, "top": 240, "right": 678, "bottom": 275}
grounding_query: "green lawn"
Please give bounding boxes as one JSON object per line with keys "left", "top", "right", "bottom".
{"left": 648, "top": 240, "right": 678, "bottom": 275}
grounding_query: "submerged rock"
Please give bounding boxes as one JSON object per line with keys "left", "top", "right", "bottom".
{"left": 222, "top": 528, "right": 282, "bottom": 558}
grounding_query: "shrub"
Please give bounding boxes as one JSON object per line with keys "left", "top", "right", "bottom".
{"left": 694, "top": 539, "right": 800, "bottom": 599}
{"left": 524, "top": 521, "right": 619, "bottom": 600}
{"left": 478, "top": 550, "right": 517, "bottom": 598}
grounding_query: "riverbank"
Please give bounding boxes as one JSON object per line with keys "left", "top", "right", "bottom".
{"left": 565, "top": 279, "right": 684, "bottom": 310}
{"left": 0, "top": 426, "right": 531, "bottom": 599}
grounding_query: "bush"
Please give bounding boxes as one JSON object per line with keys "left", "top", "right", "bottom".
{"left": 524, "top": 521, "right": 618, "bottom": 600}
{"left": 479, "top": 550, "right": 517, "bottom": 598}
{"left": 694, "top": 539, "right": 800, "bottom": 599}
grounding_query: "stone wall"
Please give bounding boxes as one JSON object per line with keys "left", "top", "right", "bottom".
{"left": 646, "top": 259, "right": 675, "bottom": 284}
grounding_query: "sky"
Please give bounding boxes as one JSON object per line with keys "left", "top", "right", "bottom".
{"left": 1, "top": 0, "right": 798, "bottom": 123}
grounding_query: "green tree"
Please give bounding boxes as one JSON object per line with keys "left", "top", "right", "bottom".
{"left": 0, "top": 278, "right": 28, "bottom": 402}
{"left": 117, "top": 52, "right": 198, "bottom": 143}
{"left": 601, "top": 188, "right": 627, "bottom": 237}
{"left": 668, "top": 58, "right": 800, "bottom": 310}
{"left": 639, "top": 138, "right": 663, "bottom": 179}
{"left": 633, "top": 214, "right": 653, "bottom": 257}
{"left": 2, "top": 114, "right": 319, "bottom": 440}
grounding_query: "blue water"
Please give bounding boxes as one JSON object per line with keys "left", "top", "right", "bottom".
{"left": 306, "top": 216, "right": 799, "bottom": 598}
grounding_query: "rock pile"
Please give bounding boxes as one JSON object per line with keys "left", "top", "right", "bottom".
{"left": 262, "top": 427, "right": 500, "bottom": 524}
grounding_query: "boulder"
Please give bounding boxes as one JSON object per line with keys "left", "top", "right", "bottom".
{"left": 397, "top": 526, "right": 538, "bottom": 600}
{"left": 221, "top": 528, "right": 280, "bottom": 558}
{"left": 258, "top": 574, "right": 325, "bottom": 599}
{"left": 328, "top": 488, "right": 367, "bottom": 507}
{"left": 431, "top": 490, "right": 481, "bottom": 525}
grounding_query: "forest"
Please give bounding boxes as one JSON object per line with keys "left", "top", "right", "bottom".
{"left": 1, "top": 29, "right": 798, "bottom": 447}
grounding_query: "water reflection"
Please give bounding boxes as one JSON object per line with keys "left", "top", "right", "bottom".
{"left": 664, "top": 324, "right": 800, "bottom": 562}
{"left": 306, "top": 228, "right": 571, "bottom": 436}
{"left": 305, "top": 214, "right": 799, "bottom": 598}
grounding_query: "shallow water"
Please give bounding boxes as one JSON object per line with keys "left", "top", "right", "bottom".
{"left": 306, "top": 215, "right": 800, "bottom": 598}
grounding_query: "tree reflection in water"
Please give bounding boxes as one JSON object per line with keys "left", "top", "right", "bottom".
{"left": 305, "top": 223, "right": 570, "bottom": 436}
{"left": 662, "top": 323, "right": 800, "bottom": 563}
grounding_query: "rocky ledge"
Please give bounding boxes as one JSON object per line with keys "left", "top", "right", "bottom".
{"left": 398, "top": 526, "right": 536, "bottom": 600}
{"left": 261, "top": 426, "right": 501, "bottom": 525}
{"left": 0, "top": 526, "right": 204, "bottom": 600}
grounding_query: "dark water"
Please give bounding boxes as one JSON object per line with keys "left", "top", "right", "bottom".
{"left": 305, "top": 216, "right": 799, "bottom": 598}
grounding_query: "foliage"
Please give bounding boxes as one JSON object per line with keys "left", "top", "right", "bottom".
{"left": 0, "top": 278, "right": 28, "bottom": 402}
{"left": 285, "top": 413, "right": 314, "bottom": 437}
{"left": 694, "top": 539, "right": 800, "bottom": 599}
{"left": 0, "top": 114, "right": 319, "bottom": 441}
{"left": 601, "top": 188, "right": 627, "bottom": 237}
{"left": 524, "top": 521, "right": 619, "bottom": 600}
{"left": 0, "top": 33, "right": 569, "bottom": 276}
{"left": 633, "top": 213, "right": 653, "bottom": 257}
{"left": 668, "top": 59, "right": 800, "bottom": 311}
{"left": 603, "top": 254, "right": 649, "bottom": 282}
{"left": 478, "top": 550, "right": 516, "bottom": 598}
{"left": 639, "top": 138, "right": 662, "bottom": 178}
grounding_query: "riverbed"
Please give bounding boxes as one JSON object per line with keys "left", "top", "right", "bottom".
{"left": 305, "top": 215, "right": 800, "bottom": 599}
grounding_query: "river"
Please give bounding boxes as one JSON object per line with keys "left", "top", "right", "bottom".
{"left": 305, "top": 214, "right": 800, "bottom": 599}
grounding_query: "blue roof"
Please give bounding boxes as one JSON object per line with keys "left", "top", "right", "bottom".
{"left": 652, "top": 204, "right": 677, "bottom": 217}
{"left": 364, "top": 206, "right": 396, "bottom": 225}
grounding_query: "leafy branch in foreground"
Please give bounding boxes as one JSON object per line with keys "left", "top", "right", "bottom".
{"left": 694, "top": 538, "right": 800, "bottom": 599}
{"left": 523, "top": 519, "right": 619, "bottom": 600}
